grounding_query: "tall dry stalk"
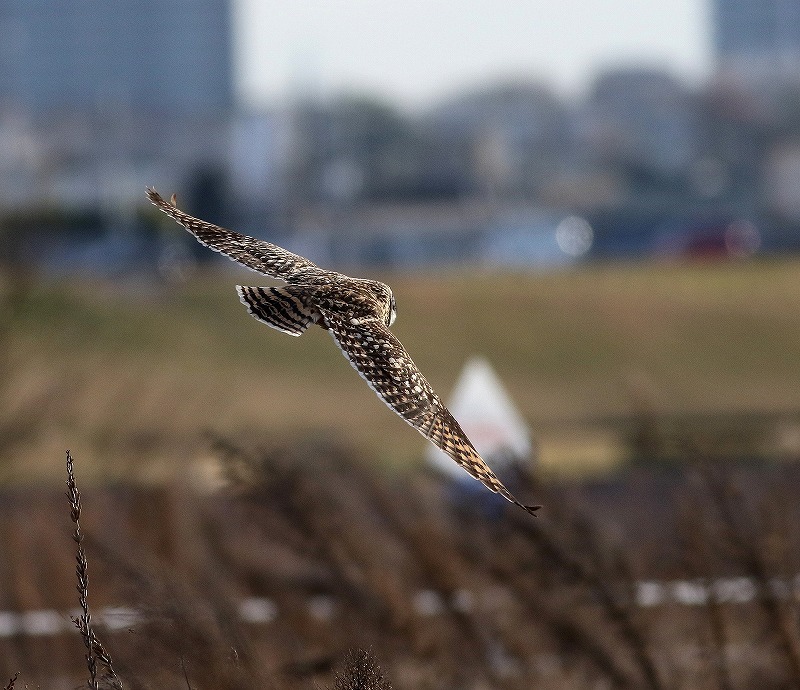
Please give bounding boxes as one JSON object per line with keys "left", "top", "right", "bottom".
{"left": 66, "top": 450, "right": 122, "bottom": 690}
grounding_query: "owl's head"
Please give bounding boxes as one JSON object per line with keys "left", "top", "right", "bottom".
{"left": 364, "top": 280, "right": 396, "bottom": 327}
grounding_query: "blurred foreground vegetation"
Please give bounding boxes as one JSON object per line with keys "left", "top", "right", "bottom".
{"left": 3, "top": 441, "right": 800, "bottom": 688}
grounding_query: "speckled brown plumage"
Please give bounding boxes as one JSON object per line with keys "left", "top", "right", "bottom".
{"left": 147, "top": 187, "right": 539, "bottom": 516}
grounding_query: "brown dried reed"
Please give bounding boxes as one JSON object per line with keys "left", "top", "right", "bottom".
{"left": 66, "top": 450, "right": 122, "bottom": 690}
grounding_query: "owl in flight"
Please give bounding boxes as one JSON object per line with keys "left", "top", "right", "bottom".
{"left": 147, "top": 188, "right": 539, "bottom": 516}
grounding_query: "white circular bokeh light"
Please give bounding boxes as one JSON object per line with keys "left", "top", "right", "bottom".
{"left": 555, "top": 216, "right": 593, "bottom": 257}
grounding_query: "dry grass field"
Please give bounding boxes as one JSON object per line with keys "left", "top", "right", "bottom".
{"left": 2, "top": 257, "right": 800, "bottom": 482}
{"left": 1, "top": 258, "right": 800, "bottom": 687}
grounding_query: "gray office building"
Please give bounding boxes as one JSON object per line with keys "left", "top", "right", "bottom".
{"left": 0, "top": 0, "right": 236, "bottom": 208}
{"left": 0, "top": 0, "right": 234, "bottom": 115}
{"left": 714, "top": 0, "right": 800, "bottom": 75}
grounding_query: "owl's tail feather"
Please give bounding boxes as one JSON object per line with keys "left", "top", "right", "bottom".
{"left": 237, "top": 285, "right": 317, "bottom": 336}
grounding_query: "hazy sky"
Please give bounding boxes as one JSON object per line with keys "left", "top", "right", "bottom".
{"left": 234, "top": 0, "right": 712, "bottom": 110}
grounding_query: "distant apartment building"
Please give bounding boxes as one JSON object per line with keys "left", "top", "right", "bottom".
{"left": 428, "top": 82, "right": 571, "bottom": 201}
{"left": 585, "top": 68, "right": 696, "bottom": 180}
{"left": 714, "top": 0, "right": 800, "bottom": 78}
{"left": 0, "top": 0, "right": 233, "bottom": 115}
{"left": 0, "top": 0, "right": 235, "bottom": 209}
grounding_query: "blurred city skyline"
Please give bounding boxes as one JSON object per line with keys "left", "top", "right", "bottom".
{"left": 235, "top": 0, "right": 712, "bottom": 109}
{"left": 4, "top": 0, "right": 800, "bottom": 270}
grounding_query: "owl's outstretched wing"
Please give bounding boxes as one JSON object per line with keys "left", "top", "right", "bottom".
{"left": 321, "top": 311, "right": 539, "bottom": 515}
{"left": 146, "top": 188, "right": 318, "bottom": 281}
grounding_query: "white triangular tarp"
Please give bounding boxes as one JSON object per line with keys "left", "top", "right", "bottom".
{"left": 427, "top": 356, "right": 532, "bottom": 480}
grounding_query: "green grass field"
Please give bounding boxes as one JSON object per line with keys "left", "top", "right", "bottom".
{"left": 3, "top": 257, "right": 800, "bottom": 482}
